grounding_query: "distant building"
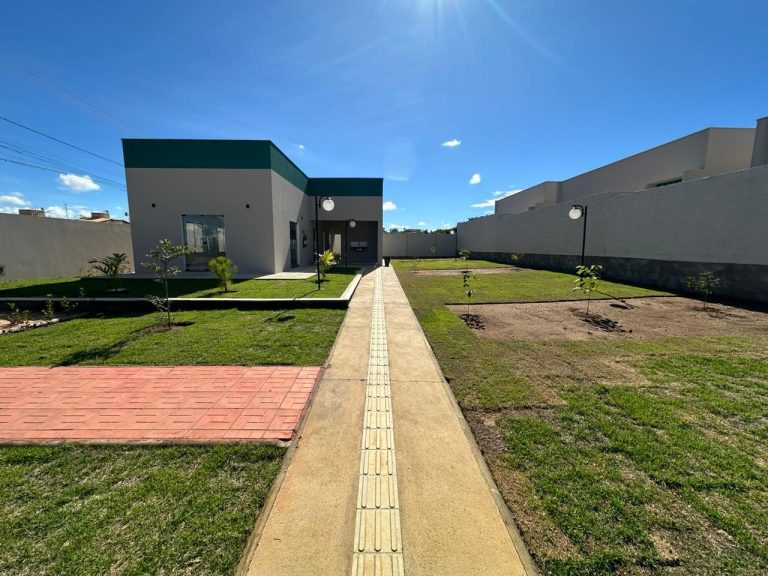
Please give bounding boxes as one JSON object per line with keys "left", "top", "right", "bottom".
{"left": 496, "top": 119, "right": 766, "bottom": 215}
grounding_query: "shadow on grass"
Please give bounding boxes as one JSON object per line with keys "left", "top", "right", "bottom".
{"left": 54, "top": 311, "right": 158, "bottom": 366}
{"left": 57, "top": 336, "right": 136, "bottom": 366}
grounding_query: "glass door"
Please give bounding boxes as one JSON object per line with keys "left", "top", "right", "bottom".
{"left": 182, "top": 214, "right": 226, "bottom": 271}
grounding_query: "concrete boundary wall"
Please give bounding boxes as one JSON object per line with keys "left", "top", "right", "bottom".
{"left": 383, "top": 232, "right": 457, "bottom": 258}
{"left": 0, "top": 214, "right": 133, "bottom": 280}
{"left": 458, "top": 165, "right": 768, "bottom": 303}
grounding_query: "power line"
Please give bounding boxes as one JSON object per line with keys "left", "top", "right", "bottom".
{"left": 0, "top": 140, "right": 124, "bottom": 183}
{"left": 0, "top": 115, "right": 123, "bottom": 166}
{"left": 0, "top": 156, "right": 126, "bottom": 190}
{"left": 0, "top": 56, "right": 149, "bottom": 136}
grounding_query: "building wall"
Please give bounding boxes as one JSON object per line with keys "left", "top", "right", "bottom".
{"left": 496, "top": 182, "right": 558, "bottom": 215}
{"left": 125, "top": 168, "right": 276, "bottom": 275}
{"left": 458, "top": 164, "right": 768, "bottom": 302}
{"left": 270, "top": 170, "right": 313, "bottom": 271}
{"left": 495, "top": 127, "right": 756, "bottom": 215}
{"left": 0, "top": 214, "right": 133, "bottom": 280}
{"left": 383, "top": 232, "right": 458, "bottom": 258}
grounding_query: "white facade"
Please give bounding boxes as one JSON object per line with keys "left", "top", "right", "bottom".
{"left": 123, "top": 140, "right": 383, "bottom": 275}
{"left": 496, "top": 124, "right": 760, "bottom": 215}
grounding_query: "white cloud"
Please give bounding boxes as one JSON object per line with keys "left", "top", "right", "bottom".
{"left": 0, "top": 206, "right": 17, "bottom": 214}
{"left": 469, "top": 173, "right": 481, "bottom": 185}
{"left": 382, "top": 200, "right": 398, "bottom": 211}
{"left": 417, "top": 221, "right": 427, "bottom": 226}
{"left": 470, "top": 189, "right": 522, "bottom": 209}
{"left": 441, "top": 139, "right": 461, "bottom": 148}
{"left": 44, "top": 205, "right": 69, "bottom": 219}
{"left": 43, "top": 205, "right": 90, "bottom": 219}
{"left": 58, "top": 173, "right": 100, "bottom": 192}
{"left": 387, "top": 223, "right": 408, "bottom": 231}
{"left": 298, "top": 144, "right": 305, "bottom": 151}
{"left": 0, "top": 192, "right": 30, "bottom": 207}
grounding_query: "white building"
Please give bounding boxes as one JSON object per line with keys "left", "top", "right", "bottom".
{"left": 496, "top": 120, "right": 766, "bottom": 216}
{"left": 123, "top": 140, "right": 383, "bottom": 275}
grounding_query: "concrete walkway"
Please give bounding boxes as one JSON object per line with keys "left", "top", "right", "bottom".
{"left": 245, "top": 268, "right": 534, "bottom": 575}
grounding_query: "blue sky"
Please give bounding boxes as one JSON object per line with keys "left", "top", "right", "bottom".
{"left": 0, "top": 0, "right": 766, "bottom": 228}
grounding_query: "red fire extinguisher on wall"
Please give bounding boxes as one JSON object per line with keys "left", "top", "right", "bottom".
{"left": 302, "top": 233, "right": 308, "bottom": 248}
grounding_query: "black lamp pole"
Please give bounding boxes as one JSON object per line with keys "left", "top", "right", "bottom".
{"left": 571, "top": 204, "right": 588, "bottom": 266}
{"left": 315, "top": 197, "right": 321, "bottom": 290}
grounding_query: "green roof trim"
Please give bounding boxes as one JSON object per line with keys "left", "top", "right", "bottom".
{"left": 307, "top": 178, "right": 383, "bottom": 197}
{"left": 122, "top": 139, "right": 273, "bottom": 170}
{"left": 122, "top": 139, "right": 382, "bottom": 196}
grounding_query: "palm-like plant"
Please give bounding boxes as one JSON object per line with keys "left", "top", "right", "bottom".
{"left": 318, "top": 250, "right": 337, "bottom": 281}
{"left": 89, "top": 253, "right": 130, "bottom": 291}
{"left": 209, "top": 256, "right": 238, "bottom": 293}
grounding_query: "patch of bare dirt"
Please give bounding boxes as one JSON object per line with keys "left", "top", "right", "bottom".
{"left": 447, "top": 297, "right": 768, "bottom": 341}
{"left": 414, "top": 267, "right": 524, "bottom": 276}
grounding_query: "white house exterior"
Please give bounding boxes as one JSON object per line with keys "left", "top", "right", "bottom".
{"left": 123, "top": 140, "right": 383, "bottom": 275}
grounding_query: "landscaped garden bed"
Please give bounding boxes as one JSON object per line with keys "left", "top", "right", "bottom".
{"left": 0, "top": 443, "right": 283, "bottom": 575}
{"left": 447, "top": 297, "right": 768, "bottom": 340}
{"left": 0, "top": 308, "right": 344, "bottom": 366}
{"left": 395, "top": 261, "right": 768, "bottom": 575}
{"left": 0, "top": 268, "right": 358, "bottom": 300}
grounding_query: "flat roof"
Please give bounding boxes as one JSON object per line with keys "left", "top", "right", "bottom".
{"left": 122, "top": 139, "right": 382, "bottom": 196}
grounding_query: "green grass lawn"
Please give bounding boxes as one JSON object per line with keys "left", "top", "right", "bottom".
{"left": 392, "top": 257, "right": 513, "bottom": 270}
{"left": 0, "top": 444, "right": 283, "bottom": 575}
{"left": 396, "top": 263, "right": 668, "bottom": 304}
{"left": 0, "top": 308, "right": 344, "bottom": 366}
{"left": 396, "top": 266, "right": 768, "bottom": 575}
{"left": 0, "top": 268, "right": 356, "bottom": 300}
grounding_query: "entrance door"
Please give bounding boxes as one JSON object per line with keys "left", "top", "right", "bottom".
{"left": 289, "top": 221, "right": 298, "bottom": 268}
{"left": 182, "top": 214, "right": 227, "bottom": 271}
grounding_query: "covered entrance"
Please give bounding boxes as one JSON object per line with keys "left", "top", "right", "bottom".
{"left": 316, "top": 220, "right": 378, "bottom": 267}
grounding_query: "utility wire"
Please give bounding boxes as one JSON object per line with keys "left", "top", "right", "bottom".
{"left": 0, "top": 115, "right": 123, "bottom": 166}
{"left": 0, "top": 140, "right": 124, "bottom": 183}
{"left": 0, "top": 56, "right": 149, "bottom": 136}
{"left": 0, "top": 156, "right": 126, "bottom": 190}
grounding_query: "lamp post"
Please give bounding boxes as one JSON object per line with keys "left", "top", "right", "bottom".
{"left": 344, "top": 219, "right": 357, "bottom": 267}
{"left": 315, "top": 196, "right": 335, "bottom": 289}
{"left": 568, "top": 204, "right": 588, "bottom": 266}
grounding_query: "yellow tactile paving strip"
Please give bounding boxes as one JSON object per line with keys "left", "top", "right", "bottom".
{"left": 351, "top": 269, "right": 405, "bottom": 576}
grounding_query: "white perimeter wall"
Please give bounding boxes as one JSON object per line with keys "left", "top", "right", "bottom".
{"left": 459, "top": 164, "right": 768, "bottom": 266}
{"left": 0, "top": 214, "right": 133, "bottom": 280}
{"left": 383, "top": 232, "right": 458, "bottom": 258}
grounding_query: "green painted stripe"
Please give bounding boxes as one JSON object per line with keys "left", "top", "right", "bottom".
{"left": 122, "top": 139, "right": 273, "bottom": 169}
{"left": 122, "top": 139, "right": 382, "bottom": 196}
{"left": 308, "top": 178, "right": 383, "bottom": 197}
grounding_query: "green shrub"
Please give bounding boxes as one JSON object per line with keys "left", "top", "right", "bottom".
{"left": 208, "top": 256, "right": 238, "bottom": 293}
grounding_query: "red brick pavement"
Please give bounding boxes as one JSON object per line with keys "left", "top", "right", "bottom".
{"left": 0, "top": 366, "right": 322, "bottom": 442}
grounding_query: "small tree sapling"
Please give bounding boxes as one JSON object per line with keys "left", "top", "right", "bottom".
{"left": 685, "top": 271, "right": 720, "bottom": 311}
{"left": 573, "top": 264, "right": 603, "bottom": 316}
{"left": 142, "top": 239, "right": 191, "bottom": 330}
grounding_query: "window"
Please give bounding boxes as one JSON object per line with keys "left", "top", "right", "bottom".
{"left": 181, "top": 214, "right": 226, "bottom": 271}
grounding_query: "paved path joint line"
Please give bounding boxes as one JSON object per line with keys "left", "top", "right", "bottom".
{"left": 351, "top": 269, "right": 405, "bottom": 576}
